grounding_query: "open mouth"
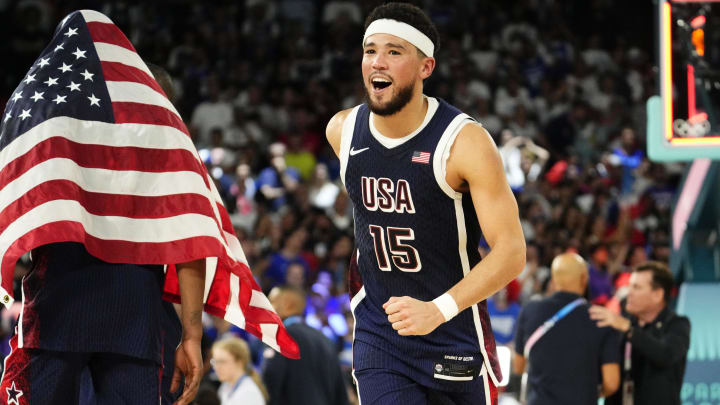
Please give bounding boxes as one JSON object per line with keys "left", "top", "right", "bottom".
{"left": 371, "top": 77, "right": 392, "bottom": 92}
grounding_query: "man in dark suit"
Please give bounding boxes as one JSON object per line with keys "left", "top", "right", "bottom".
{"left": 263, "top": 285, "right": 349, "bottom": 405}
{"left": 590, "top": 261, "right": 690, "bottom": 405}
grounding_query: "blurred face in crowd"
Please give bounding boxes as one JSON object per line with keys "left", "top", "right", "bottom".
{"left": 236, "top": 163, "right": 251, "bottom": 180}
{"left": 621, "top": 127, "right": 636, "bottom": 150}
{"left": 625, "top": 270, "right": 665, "bottom": 317}
{"left": 331, "top": 235, "right": 352, "bottom": 259}
{"left": 362, "top": 33, "right": 434, "bottom": 116}
{"left": 286, "top": 228, "right": 307, "bottom": 250}
{"left": 629, "top": 246, "right": 648, "bottom": 267}
{"left": 285, "top": 263, "right": 305, "bottom": 289}
{"left": 314, "top": 163, "right": 329, "bottom": 182}
{"left": 211, "top": 347, "right": 242, "bottom": 383}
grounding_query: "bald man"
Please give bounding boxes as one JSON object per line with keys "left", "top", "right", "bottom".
{"left": 513, "top": 253, "right": 620, "bottom": 405}
{"left": 263, "top": 286, "right": 349, "bottom": 405}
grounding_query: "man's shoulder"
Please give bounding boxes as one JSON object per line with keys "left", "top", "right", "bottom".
{"left": 665, "top": 310, "right": 691, "bottom": 330}
{"left": 326, "top": 107, "right": 359, "bottom": 156}
{"left": 518, "top": 297, "right": 541, "bottom": 312}
{"left": 326, "top": 107, "right": 358, "bottom": 136}
{"left": 287, "top": 322, "right": 335, "bottom": 347}
{"left": 519, "top": 295, "right": 592, "bottom": 324}
{"left": 517, "top": 298, "right": 546, "bottom": 323}
{"left": 287, "top": 321, "right": 321, "bottom": 338}
{"left": 520, "top": 296, "right": 554, "bottom": 312}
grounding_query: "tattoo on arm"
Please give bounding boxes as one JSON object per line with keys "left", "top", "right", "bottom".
{"left": 189, "top": 310, "right": 202, "bottom": 326}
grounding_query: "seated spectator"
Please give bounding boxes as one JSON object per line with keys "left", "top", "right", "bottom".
{"left": 284, "top": 131, "right": 317, "bottom": 181}
{"left": 495, "top": 76, "right": 534, "bottom": 120}
{"left": 256, "top": 143, "right": 300, "bottom": 211}
{"left": 212, "top": 337, "right": 268, "bottom": 405}
{"left": 229, "top": 163, "right": 258, "bottom": 231}
{"left": 305, "top": 275, "right": 348, "bottom": 345}
{"left": 264, "top": 228, "right": 310, "bottom": 290}
{"left": 226, "top": 108, "right": 265, "bottom": 150}
{"left": 191, "top": 76, "right": 233, "bottom": 148}
{"left": 469, "top": 97, "right": 503, "bottom": 136}
{"left": 488, "top": 286, "right": 522, "bottom": 346}
{"left": 285, "top": 262, "right": 307, "bottom": 290}
{"left": 326, "top": 191, "right": 352, "bottom": 231}
{"left": 308, "top": 163, "right": 340, "bottom": 209}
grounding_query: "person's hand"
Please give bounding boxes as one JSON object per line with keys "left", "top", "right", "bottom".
{"left": 383, "top": 296, "right": 445, "bottom": 336}
{"left": 171, "top": 337, "right": 203, "bottom": 405}
{"left": 589, "top": 305, "right": 631, "bottom": 332}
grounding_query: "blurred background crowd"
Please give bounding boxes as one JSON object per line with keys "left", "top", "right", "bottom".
{"left": 0, "top": 0, "right": 679, "bottom": 403}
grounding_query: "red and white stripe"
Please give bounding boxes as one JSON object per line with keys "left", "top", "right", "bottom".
{"left": 0, "top": 10, "right": 298, "bottom": 358}
{"left": 411, "top": 151, "right": 431, "bottom": 164}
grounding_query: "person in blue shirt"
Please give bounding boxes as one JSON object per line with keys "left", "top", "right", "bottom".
{"left": 487, "top": 287, "right": 522, "bottom": 346}
{"left": 255, "top": 142, "right": 300, "bottom": 211}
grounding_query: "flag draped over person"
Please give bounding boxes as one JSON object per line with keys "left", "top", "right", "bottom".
{"left": 0, "top": 9, "right": 299, "bottom": 359}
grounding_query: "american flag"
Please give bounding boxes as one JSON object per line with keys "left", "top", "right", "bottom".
{"left": 0, "top": 10, "right": 299, "bottom": 359}
{"left": 411, "top": 151, "right": 431, "bottom": 164}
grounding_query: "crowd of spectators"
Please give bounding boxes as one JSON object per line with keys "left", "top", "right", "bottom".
{"left": 0, "top": 0, "right": 683, "bottom": 403}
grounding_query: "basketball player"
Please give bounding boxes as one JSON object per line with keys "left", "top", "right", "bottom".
{"left": 326, "top": 3, "right": 526, "bottom": 405}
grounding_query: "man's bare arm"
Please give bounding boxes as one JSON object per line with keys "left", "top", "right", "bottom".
{"left": 177, "top": 259, "right": 205, "bottom": 340}
{"left": 445, "top": 123, "right": 526, "bottom": 311}
{"left": 513, "top": 352, "right": 526, "bottom": 375}
{"left": 171, "top": 259, "right": 205, "bottom": 405}
{"left": 601, "top": 363, "right": 620, "bottom": 397}
{"left": 384, "top": 124, "right": 526, "bottom": 336}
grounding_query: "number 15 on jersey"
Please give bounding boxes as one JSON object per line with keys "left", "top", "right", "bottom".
{"left": 368, "top": 225, "right": 422, "bottom": 272}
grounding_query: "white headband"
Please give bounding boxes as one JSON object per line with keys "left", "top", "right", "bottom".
{"left": 363, "top": 19, "right": 434, "bottom": 58}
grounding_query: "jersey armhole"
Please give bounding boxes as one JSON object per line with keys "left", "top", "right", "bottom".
{"left": 432, "top": 114, "right": 477, "bottom": 200}
{"left": 339, "top": 106, "right": 361, "bottom": 187}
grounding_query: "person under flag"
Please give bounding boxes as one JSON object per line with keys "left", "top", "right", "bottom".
{"left": 0, "top": 9, "right": 298, "bottom": 405}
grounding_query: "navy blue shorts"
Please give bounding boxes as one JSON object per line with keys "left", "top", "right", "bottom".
{"left": 0, "top": 335, "right": 162, "bottom": 405}
{"left": 353, "top": 366, "right": 497, "bottom": 405}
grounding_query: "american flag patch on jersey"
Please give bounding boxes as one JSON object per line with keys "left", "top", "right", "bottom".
{"left": 411, "top": 151, "right": 431, "bottom": 164}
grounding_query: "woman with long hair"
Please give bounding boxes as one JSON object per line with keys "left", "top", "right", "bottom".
{"left": 211, "top": 337, "right": 268, "bottom": 405}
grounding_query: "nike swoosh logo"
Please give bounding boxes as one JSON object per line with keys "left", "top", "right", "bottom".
{"left": 349, "top": 147, "right": 370, "bottom": 156}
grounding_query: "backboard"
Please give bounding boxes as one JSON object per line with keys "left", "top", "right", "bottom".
{"left": 649, "top": 0, "right": 720, "bottom": 161}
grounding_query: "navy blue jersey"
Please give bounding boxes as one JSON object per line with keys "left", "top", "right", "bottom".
{"left": 19, "top": 242, "right": 168, "bottom": 363}
{"left": 340, "top": 98, "right": 502, "bottom": 391}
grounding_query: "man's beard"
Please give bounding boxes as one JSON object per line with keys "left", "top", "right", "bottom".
{"left": 365, "top": 80, "right": 415, "bottom": 116}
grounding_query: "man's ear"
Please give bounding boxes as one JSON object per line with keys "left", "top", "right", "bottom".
{"left": 652, "top": 288, "right": 665, "bottom": 306}
{"left": 419, "top": 57, "right": 435, "bottom": 80}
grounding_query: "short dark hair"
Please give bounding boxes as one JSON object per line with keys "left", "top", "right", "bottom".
{"left": 364, "top": 2, "right": 440, "bottom": 56}
{"left": 634, "top": 261, "right": 674, "bottom": 302}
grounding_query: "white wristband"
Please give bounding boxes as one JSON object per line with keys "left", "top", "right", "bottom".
{"left": 432, "top": 293, "right": 459, "bottom": 322}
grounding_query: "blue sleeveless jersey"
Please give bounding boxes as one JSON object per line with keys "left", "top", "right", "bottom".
{"left": 19, "top": 242, "right": 170, "bottom": 364}
{"left": 340, "top": 98, "right": 502, "bottom": 391}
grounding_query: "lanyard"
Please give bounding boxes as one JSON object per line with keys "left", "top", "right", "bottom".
{"left": 523, "top": 297, "right": 586, "bottom": 358}
{"left": 624, "top": 340, "right": 632, "bottom": 373}
{"left": 622, "top": 341, "right": 634, "bottom": 405}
